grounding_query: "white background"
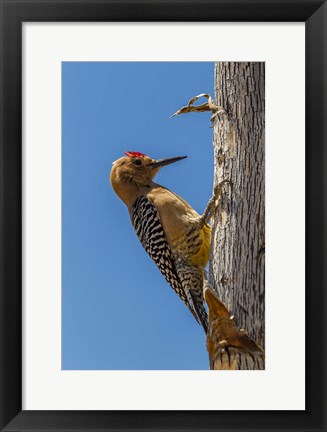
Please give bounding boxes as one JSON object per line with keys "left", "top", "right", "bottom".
{"left": 23, "top": 23, "right": 305, "bottom": 410}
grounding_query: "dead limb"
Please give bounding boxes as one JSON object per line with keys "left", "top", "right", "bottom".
{"left": 204, "top": 285, "right": 264, "bottom": 370}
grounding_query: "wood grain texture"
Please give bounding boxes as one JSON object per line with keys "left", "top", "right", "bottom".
{"left": 209, "top": 62, "right": 265, "bottom": 359}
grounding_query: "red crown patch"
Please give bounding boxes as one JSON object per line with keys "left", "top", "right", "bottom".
{"left": 124, "top": 151, "right": 147, "bottom": 158}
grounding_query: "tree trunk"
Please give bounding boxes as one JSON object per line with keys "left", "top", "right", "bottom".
{"left": 209, "top": 62, "right": 265, "bottom": 369}
{"left": 171, "top": 62, "right": 265, "bottom": 369}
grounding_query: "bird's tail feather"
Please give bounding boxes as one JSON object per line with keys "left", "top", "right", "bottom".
{"left": 176, "top": 263, "right": 208, "bottom": 333}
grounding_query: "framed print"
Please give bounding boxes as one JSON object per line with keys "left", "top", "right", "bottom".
{"left": 0, "top": 1, "right": 326, "bottom": 431}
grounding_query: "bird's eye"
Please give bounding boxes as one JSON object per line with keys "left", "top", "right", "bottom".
{"left": 133, "top": 159, "right": 142, "bottom": 166}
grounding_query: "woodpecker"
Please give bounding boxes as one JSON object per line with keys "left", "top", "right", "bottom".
{"left": 110, "top": 151, "right": 226, "bottom": 333}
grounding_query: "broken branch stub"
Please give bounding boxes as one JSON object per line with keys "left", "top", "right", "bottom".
{"left": 171, "top": 93, "right": 226, "bottom": 118}
{"left": 204, "top": 286, "right": 264, "bottom": 370}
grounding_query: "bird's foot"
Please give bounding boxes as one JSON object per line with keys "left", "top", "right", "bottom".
{"left": 199, "top": 179, "right": 231, "bottom": 227}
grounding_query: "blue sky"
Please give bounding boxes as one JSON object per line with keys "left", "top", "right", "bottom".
{"left": 62, "top": 62, "right": 215, "bottom": 370}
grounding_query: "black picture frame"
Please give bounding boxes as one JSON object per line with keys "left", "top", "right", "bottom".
{"left": 0, "top": 1, "right": 326, "bottom": 431}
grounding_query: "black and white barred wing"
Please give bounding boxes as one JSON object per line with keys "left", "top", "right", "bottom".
{"left": 131, "top": 196, "right": 190, "bottom": 309}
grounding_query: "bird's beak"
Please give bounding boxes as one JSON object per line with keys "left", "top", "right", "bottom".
{"left": 147, "top": 156, "right": 187, "bottom": 169}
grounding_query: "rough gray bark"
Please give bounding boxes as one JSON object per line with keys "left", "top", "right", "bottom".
{"left": 209, "top": 62, "right": 265, "bottom": 353}
{"left": 170, "top": 63, "right": 265, "bottom": 369}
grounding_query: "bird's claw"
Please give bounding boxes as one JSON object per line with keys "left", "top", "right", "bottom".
{"left": 213, "top": 179, "right": 231, "bottom": 200}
